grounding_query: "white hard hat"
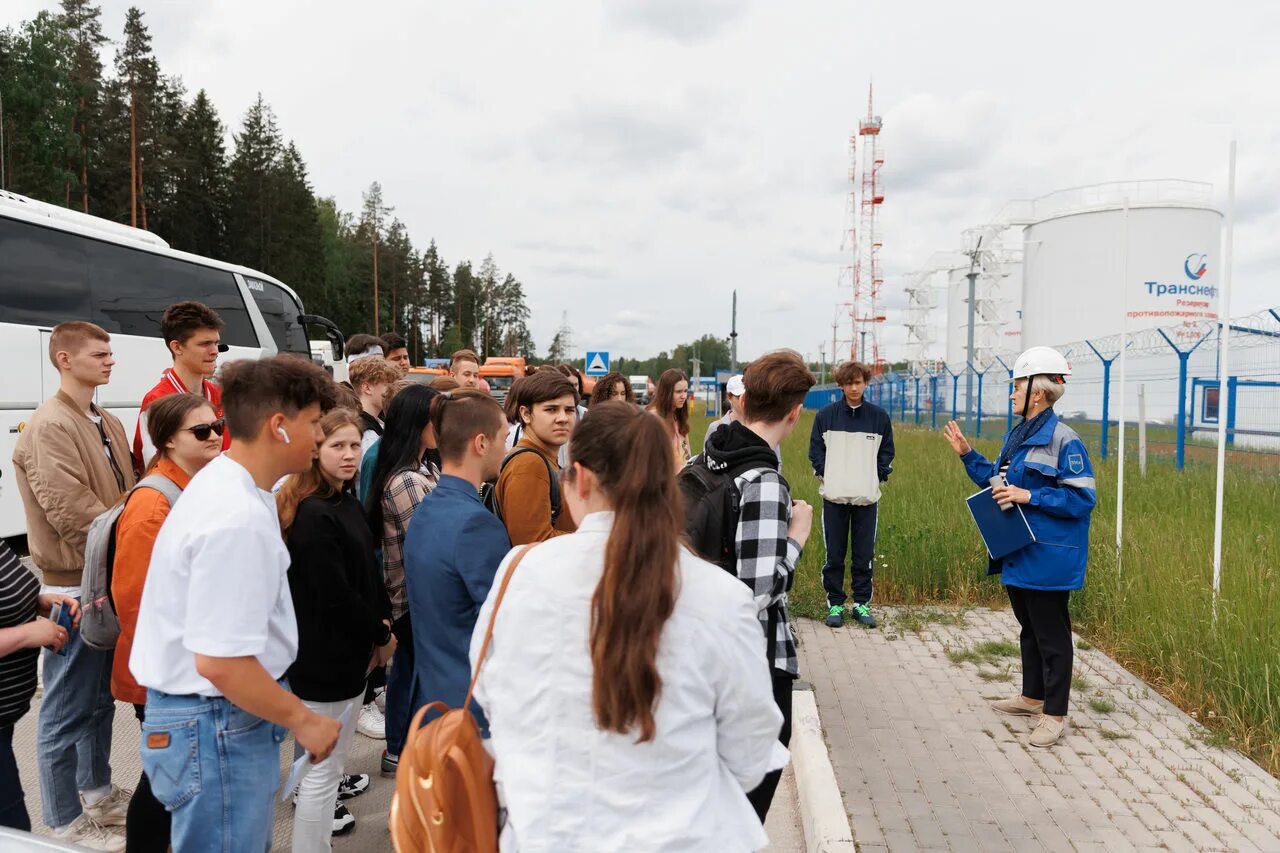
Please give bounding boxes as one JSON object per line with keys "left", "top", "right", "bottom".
{"left": 726, "top": 375, "right": 746, "bottom": 396}
{"left": 1012, "top": 346, "right": 1071, "bottom": 382}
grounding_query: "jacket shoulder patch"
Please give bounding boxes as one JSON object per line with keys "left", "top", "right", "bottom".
{"left": 1067, "top": 453, "right": 1084, "bottom": 474}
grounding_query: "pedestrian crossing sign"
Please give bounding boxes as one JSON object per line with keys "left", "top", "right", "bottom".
{"left": 585, "top": 351, "right": 610, "bottom": 376}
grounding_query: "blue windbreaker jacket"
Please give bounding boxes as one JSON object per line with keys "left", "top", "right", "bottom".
{"left": 961, "top": 410, "right": 1096, "bottom": 591}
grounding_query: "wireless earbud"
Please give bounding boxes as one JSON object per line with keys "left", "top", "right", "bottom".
{"left": 277, "top": 427, "right": 291, "bottom": 445}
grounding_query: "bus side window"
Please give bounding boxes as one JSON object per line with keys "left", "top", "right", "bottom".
{"left": 85, "top": 240, "right": 258, "bottom": 347}
{"left": 246, "top": 278, "right": 309, "bottom": 355}
{"left": 0, "top": 219, "right": 92, "bottom": 325}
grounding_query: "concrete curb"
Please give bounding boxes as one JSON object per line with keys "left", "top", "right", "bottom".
{"left": 790, "top": 686, "right": 856, "bottom": 853}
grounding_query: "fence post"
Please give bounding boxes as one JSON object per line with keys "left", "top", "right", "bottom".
{"left": 1157, "top": 327, "right": 1212, "bottom": 471}
{"left": 1226, "top": 374, "right": 1238, "bottom": 447}
{"left": 930, "top": 375, "right": 939, "bottom": 429}
{"left": 976, "top": 370, "right": 985, "bottom": 439}
{"left": 900, "top": 378, "right": 907, "bottom": 421}
{"left": 1084, "top": 340, "right": 1116, "bottom": 460}
{"left": 994, "top": 355, "right": 1013, "bottom": 435}
{"left": 1138, "top": 383, "right": 1147, "bottom": 476}
{"left": 951, "top": 373, "right": 959, "bottom": 422}
{"left": 914, "top": 377, "right": 921, "bottom": 425}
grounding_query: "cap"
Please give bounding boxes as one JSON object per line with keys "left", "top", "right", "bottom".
{"left": 726, "top": 375, "right": 746, "bottom": 396}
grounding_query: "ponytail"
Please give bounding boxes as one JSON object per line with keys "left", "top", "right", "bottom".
{"left": 568, "top": 401, "right": 682, "bottom": 742}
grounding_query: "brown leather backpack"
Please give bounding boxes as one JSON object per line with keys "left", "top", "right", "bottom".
{"left": 389, "top": 545, "right": 533, "bottom": 853}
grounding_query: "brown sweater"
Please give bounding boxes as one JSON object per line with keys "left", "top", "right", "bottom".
{"left": 495, "top": 434, "right": 577, "bottom": 546}
{"left": 13, "top": 390, "right": 136, "bottom": 585}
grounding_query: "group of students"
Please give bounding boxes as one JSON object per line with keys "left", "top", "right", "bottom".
{"left": 0, "top": 297, "right": 909, "bottom": 852}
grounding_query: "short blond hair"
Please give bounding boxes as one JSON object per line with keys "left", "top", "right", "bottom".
{"left": 48, "top": 321, "right": 110, "bottom": 369}
{"left": 349, "top": 356, "right": 402, "bottom": 390}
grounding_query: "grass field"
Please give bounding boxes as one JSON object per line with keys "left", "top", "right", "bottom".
{"left": 689, "top": 409, "right": 1280, "bottom": 776}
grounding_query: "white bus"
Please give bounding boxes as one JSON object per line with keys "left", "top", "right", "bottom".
{"left": 0, "top": 189, "right": 345, "bottom": 539}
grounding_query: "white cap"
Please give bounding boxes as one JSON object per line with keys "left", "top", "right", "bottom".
{"left": 1012, "top": 346, "right": 1071, "bottom": 381}
{"left": 726, "top": 375, "right": 746, "bottom": 396}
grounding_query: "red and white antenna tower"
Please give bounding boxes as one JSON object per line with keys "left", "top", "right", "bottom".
{"left": 850, "top": 83, "right": 885, "bottom": 372}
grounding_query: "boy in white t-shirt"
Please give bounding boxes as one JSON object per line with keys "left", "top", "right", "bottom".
{"left": 130, "top": 356, "right": 342, "bottom": 851}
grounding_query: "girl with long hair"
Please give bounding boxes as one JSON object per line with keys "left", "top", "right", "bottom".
{"left": 362, "top": 383, "right": 443, "bottom": 774}
{"left": 111, "top": 393, "right": 223, "bottom": 851}
{"left": 277, "top": 409, "right": 394, "bottom": 848}
{"left": 648, "top": 367, "right": 692, "bottom": 467}
{"left": 471, "top": 401, "right": 783, "bottom": 851}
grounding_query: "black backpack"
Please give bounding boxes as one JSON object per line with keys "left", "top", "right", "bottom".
{"left": 680, "top": 453, "right": 789, "bottom": 663}
{"left": 481, "top": 447, "right": 562, "bottom": 526}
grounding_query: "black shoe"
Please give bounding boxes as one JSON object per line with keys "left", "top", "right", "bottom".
{"left": 850, "top": 602, "right": 877, "bottom": 628}
{"left": 333, "top": 802, "right": 356, "bottom": 836}
{"left": 380, "top": 750, "right": 399, "bottom": 778}
{"left": 337, "top": 773, "right": 370, "bottom": 800}
{"left": 825, "top": 605, "right": 844, "bottom": 628}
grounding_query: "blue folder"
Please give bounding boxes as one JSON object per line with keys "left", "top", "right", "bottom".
{"left": 965, "top": 487, "right": 1036, "bottom": 560}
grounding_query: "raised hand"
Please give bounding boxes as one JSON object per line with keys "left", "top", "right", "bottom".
{"left": 943, "top": 421, "right": 972, "bottom": 456}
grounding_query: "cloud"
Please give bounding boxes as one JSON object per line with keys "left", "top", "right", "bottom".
{"left": 530, "top": 99, "right": 706, "bottom": 170}
{"left": 607, "top": 0, "right": 752, "bottom": 43}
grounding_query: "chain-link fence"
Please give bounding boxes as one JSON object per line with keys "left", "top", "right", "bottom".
{"left": 814, "top": 306, "right": 1280, "bottom": 470}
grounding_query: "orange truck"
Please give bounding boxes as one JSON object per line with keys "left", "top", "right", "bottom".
{"left": 480, "top": 358, "right": 527, "bottom": 404}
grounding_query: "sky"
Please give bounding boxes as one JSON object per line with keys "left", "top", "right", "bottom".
{"left": 9, "top": 0, "right": 1280, "bottom": 366}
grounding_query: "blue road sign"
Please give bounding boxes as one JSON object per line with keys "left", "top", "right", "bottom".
{"left": 585, "top": 351, "right": 610, "bottom": 376}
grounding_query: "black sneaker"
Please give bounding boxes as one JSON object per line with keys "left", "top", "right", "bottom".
{"left": 333, "top": 802, "right": 356, "bottom": 836}
{"left": 850, "top": 602, "right": 877, "bottom": 628}
{"left": 380, "top": 750, "right": 399, "bottom": 778}
{"left": 825, "top": 605, "right": 844, "bottom": 628}
{"left": 337, "top": 773, "right": 370, "bottom": 800}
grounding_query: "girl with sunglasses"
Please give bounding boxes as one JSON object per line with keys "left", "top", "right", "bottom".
{"left": 109, "top": 392, "right": 224, "bottom": 852}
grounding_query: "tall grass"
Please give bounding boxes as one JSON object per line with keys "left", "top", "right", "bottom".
{"left": 690, "top": 410, "right": 1279, "bottom": 776}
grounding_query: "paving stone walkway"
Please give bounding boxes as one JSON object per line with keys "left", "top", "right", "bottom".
{"left": 797, "top": 607, "right": 1280, "bottom": 852}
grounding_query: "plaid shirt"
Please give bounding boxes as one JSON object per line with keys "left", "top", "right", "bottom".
{"left": 733, "top": 467, "right": 801, "bottom": 676}
{"left": 380, "top": 462, "right": 441, "bottom": 621}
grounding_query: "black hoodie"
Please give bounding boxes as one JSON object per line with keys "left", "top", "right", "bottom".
{"left": 703, "top": 420, "right": 783, "bottom": 479}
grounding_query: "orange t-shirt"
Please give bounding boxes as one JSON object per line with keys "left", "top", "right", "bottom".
{"left": 110, "top": 457, "right": 192, "bottom": 705}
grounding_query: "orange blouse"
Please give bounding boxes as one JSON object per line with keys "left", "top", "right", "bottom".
{"left": 110, "top": 457, "right": 192, "bottom": 705}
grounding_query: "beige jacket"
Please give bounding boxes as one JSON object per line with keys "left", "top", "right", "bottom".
{"left": 13, "top": 390, "right": 136, "bottom": 585}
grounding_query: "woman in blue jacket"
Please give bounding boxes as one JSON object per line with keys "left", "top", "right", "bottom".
{"left": 942, "top": 346, "right": 1096, "bottom": 748}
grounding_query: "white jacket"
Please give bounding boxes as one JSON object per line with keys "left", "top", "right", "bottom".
{"left": 471, "top": 512, "right": 787, "bottom": 852}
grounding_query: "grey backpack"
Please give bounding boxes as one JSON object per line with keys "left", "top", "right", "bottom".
{"left": 80, "top": 474, "right": 182, "bottom": 651}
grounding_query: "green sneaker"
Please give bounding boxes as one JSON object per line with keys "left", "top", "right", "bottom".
{"left": 825, "top": 605, "right": 844, "bottom": 628}
{"left": 849, "top": 602, "right": 876, "bottom": 628}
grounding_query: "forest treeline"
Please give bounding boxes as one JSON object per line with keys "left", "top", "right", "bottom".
{"left": 0, "top": 1, "right": 537, "bottom": 363}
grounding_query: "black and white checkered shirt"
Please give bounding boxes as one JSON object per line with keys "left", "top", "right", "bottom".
{"left": 732, "top": 467, "right": 801, "bottom": 676}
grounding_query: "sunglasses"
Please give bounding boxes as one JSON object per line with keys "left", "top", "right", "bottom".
{"left": 182, "top": 418, "right": 226, "bottom": 441}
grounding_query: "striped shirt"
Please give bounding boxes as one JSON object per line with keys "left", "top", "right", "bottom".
{"left": 0, "top": 541, "right": 40, "bottom": 728}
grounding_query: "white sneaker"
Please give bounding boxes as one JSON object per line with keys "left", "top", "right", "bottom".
{"left": 373, "top": 685, "right": 386, "bottom": 713}
{"left": 55, "top": 814, "right": 126, "bottom": 852}
{"left": 358, "top": 702, "right": 386, "bottom": 739}
{"left": 80, "top": 785, "right": 130, "bottom": 827}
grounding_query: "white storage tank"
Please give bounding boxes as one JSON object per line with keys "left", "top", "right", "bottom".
{"left": 945, "top": 265, "right": 970, "bottom": 368}
{"left": 1020, "top": 181, "right": 1222, "bottom": 347}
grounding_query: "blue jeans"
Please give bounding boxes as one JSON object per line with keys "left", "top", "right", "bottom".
{"left": 36, "top": 624, "right": 115, "bottom": 828}
{"left": 385, "top": 642, "right": 415, "bottom": 757}
{"left": 141, "top": 689, "right": 286, "bottom": 853}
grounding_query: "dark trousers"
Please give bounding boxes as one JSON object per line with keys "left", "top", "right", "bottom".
{"left": 128, "top": 704, "right": 171, "bottom": 852}
{"left": 0, "top": 725, "right": 30, "bottom": 831}
{"left": 1006, "top": 585, "right": 1073, "bottom": 716}
{"left": 746, "top": 669, "right": 793, "bottom": 822}
{"left": 821, "top": 500, "right": 878, "bottom": 607}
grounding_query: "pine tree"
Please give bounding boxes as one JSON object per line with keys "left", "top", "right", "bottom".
{"left": 226, "top": 94, "right": 282, "bottom": 270}
{"left": 0, "top": 14, "right": 77, "bottom": 198}
{"left": 422, "top": 240, "right": 452, "bottom": 356}
{"left": 357, "top": 181, "right": 393, "bottom": 334}
{"left": 57, "top": 0, "right": 107, "bottom": 211}
{"left": 168, "top": 89, "right": 228, "bottom": 257}
{"left": 268, "top": 141, "right": 324, "bottom": 301}
{"left": 452, "top": 260, "right": 478, "bottom": 352}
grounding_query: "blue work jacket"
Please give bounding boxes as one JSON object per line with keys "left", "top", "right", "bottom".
{"left": 961, "top": 410, "right": 1097, "bottom": 591}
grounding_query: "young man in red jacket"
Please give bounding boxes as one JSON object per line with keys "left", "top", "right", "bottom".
{"left": 132, "top": 301, "right": 229, "bottom": 470}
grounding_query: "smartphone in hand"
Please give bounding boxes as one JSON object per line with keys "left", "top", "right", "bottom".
{"left": 48, "top": 602, "right": 75, "bottom": 656}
